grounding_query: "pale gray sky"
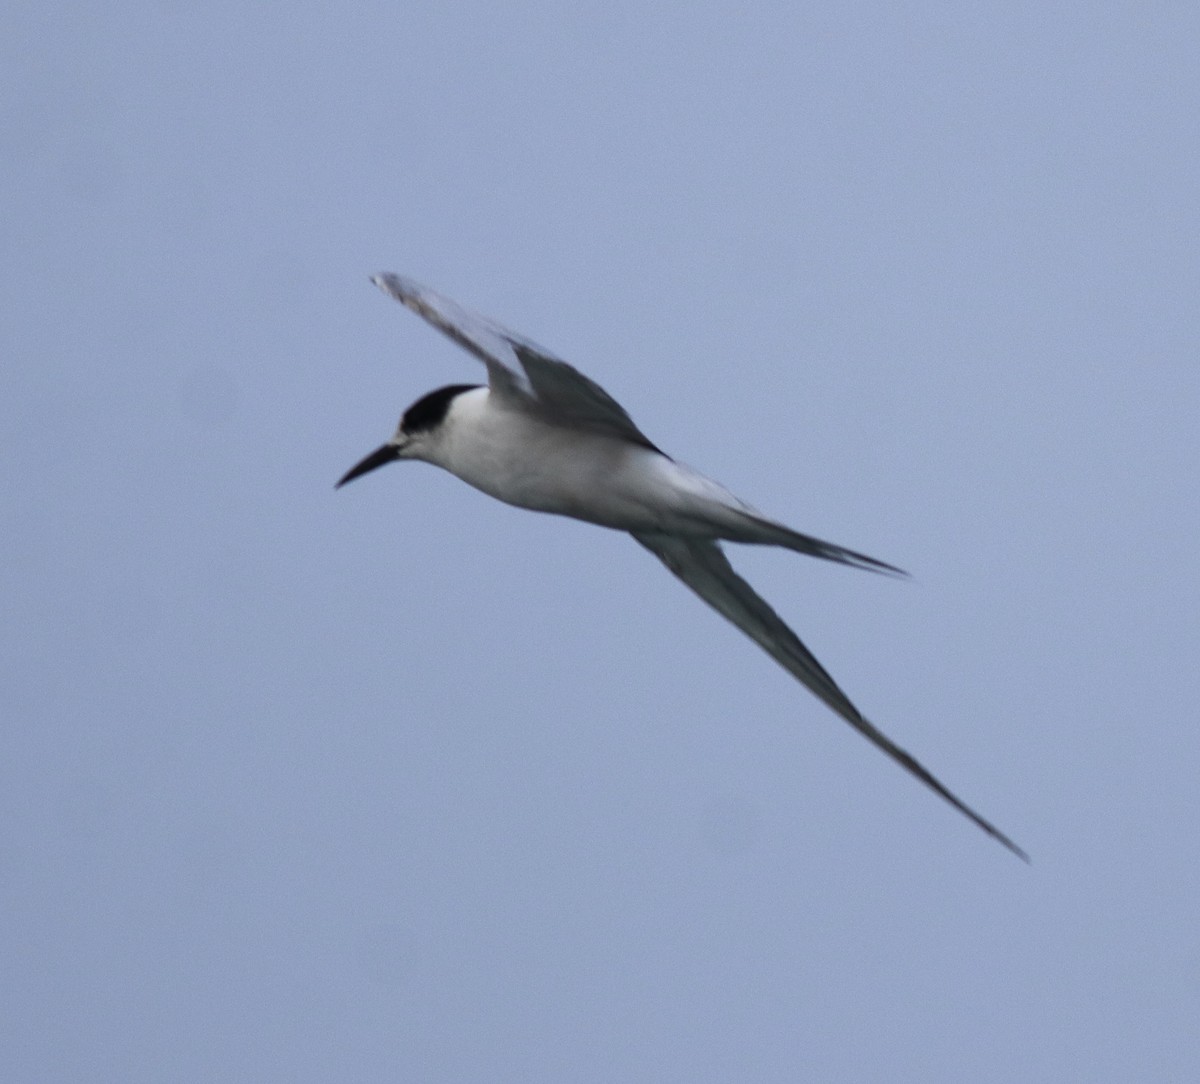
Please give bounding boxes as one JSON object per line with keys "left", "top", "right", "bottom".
{"left": 4, "top": 3, "right": 1199, "bottom": 1080}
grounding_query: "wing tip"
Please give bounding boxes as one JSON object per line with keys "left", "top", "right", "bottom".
{"left": 371, "top": 271, "right": 412, "bottom": 300}
{"left": 986, "top": 825, "right": 1031, "bottom": 864}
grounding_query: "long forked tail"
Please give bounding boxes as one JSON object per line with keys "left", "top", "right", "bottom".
{"left": 633, "top": 530, "right": 1028, "bottom": 861}
{"left": 728, "top": 507, "right": 908, "bottom": 576}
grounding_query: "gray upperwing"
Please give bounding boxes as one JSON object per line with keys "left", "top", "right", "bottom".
{"left": 633, "top": 531, "right": 873, "bottom": 724}
{"left": 372, "top": 273, "right": 659, "bottom": 448}
{"left": 632, "top": 531, "right": 1028, "bottom": 861}
{"left": 511, "top": 343, "right": 662, "bottom": 451}
{"left": 372, "top": 273, "right": 528, "bottom": 399}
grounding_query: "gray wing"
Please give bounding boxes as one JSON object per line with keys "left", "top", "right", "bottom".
{"left": 633, "top": 531, "right": 1028, "bottom": 861}
{"left": 372, "top": 273, "right": 660, "bottom": 450}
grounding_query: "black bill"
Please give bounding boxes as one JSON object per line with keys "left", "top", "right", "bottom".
{"left": 336, "top": 444, "right": 400, "bottom": 488}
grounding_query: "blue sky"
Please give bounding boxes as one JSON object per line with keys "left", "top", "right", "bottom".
{"left": 4, "top": 3, "right": 1199, "bottom": 1080}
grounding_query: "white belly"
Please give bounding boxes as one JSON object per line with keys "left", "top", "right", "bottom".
{"left": 432, "top": 390, "right": 755, "bottom": 536}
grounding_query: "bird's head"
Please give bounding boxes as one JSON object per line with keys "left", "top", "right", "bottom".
{"left": 336, "top": 383, "right": 481, "bottom": 487}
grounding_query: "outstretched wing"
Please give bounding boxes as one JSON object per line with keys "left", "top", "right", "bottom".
{"left": 372, "top": 273, "right": 660, "bottom": 450}
{"left": 633, "top": 531, "right": 1028, "bottom": 861}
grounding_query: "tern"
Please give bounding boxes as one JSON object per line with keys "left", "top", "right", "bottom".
{"left": 339, "top": 273, "right": 1027, "bottom": 861}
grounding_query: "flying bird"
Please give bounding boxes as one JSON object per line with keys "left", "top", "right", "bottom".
{"left": 339, "top": 273, "right": 1027, "bottom": 861}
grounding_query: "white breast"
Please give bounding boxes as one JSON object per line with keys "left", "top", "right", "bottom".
{"left": 431, "top": 388, "right": 720, "bottom": 532}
